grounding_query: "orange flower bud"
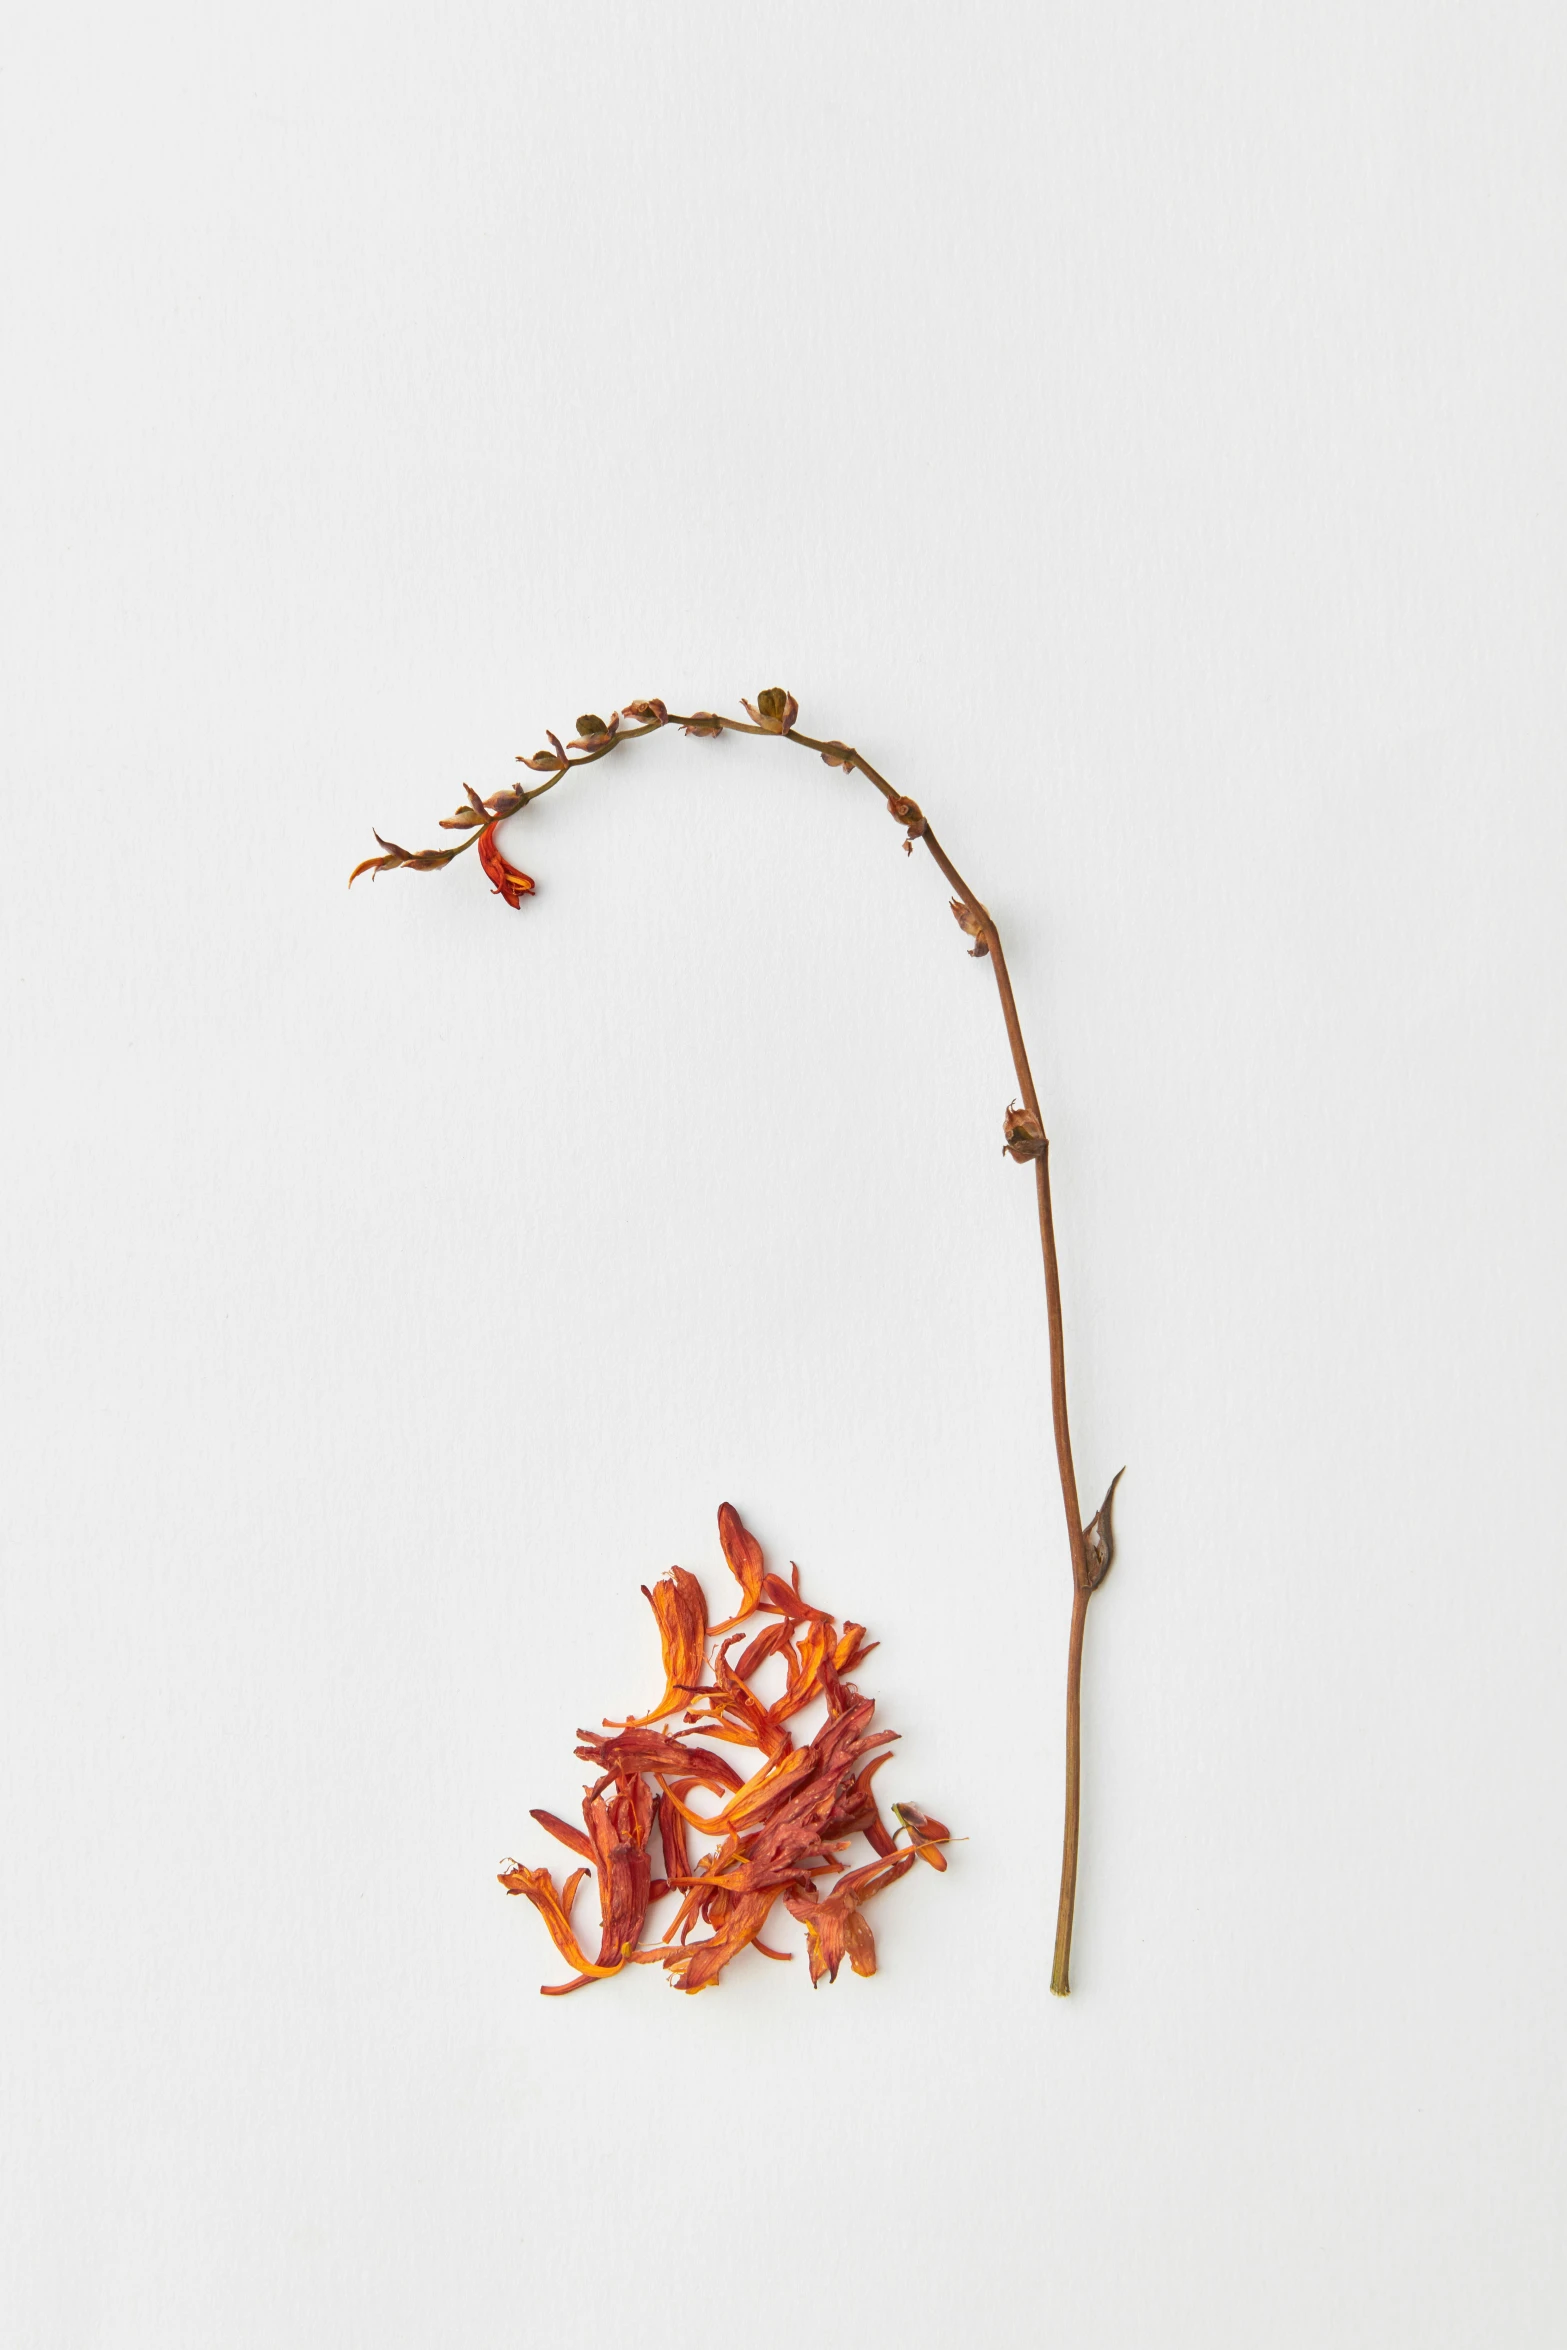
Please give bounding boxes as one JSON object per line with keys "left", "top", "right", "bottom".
{"left": 476, "top": 821, "right": 536, "bottom": 909}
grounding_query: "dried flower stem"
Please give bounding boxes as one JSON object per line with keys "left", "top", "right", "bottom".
{"left": 355, "top": 698, "right": 1119, "bottom": 1994}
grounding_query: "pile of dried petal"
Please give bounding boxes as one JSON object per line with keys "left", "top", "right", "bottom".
{"left": 499, "top": 1503, "right": 952, "bottom": 1995}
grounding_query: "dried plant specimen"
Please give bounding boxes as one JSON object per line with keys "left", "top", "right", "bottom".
{"left": 355, "top": 690, "right": 1120, "bottom": 1995}
{"left": 498, "top": 1504, "right": 951, "bottom": 1995}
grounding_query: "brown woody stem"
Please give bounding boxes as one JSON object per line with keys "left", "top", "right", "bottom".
{"left": 1051, "top": 1582, "right": 1090, "bottom": 1995}
{"left": 917, "top": 843, "right": 1093, "bottom": 1996}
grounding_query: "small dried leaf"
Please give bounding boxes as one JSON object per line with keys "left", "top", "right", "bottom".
{"left": 1082, "top": 1468, "right": 1125, "bottom": 1592}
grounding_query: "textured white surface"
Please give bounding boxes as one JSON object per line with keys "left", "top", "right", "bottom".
{"left": 5, "top": 7, "right": 1566, "bottom": 2345}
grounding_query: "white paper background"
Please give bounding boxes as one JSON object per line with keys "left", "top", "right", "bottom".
{"left": 5, "top": 6, "right": 1565, "bottom": 2345}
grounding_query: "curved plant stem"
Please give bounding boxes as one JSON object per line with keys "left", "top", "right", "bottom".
{"left": 1052, "top": 1583, "right": 1090, "bottom": 1995}
{"left": 906, "top": 824, "right": 1093, "bottom": 1996}
{"left": 357, "top": 701, "right": 1112, "bottom": 1994}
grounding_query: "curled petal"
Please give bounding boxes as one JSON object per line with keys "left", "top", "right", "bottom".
{"left": 784, "top": 1887, "right": 880, "bottom": 1986}
{"left": 758, "top": 1570, "right": 831, "bottom": 1629}
{"left": 622, "top": 698, "right": 667, "bottom": 725}
{"left": 529, "top": 1807, "right": 594, "bottom": 1860}
{"left": 710, "top": 1501, "right": 766, "bottom": 1628}
{"left": 590, "top": 1834, "right": 652, "bottom": 1969}
{"left": 497, "top": 1861, "right": 629, "bottom": 1988}
{"left": 611, "top": 1566, "right": 709, "bottom": 1727}
{"left": 774, "top": 1617, "right": 830, "bottom": 1721}
{"left": 832, "top": 1751, "right": 898, "bottom": 1855}
{"left": 662, "top": 1891, "right": 781, "bottom": 1993}
{"left": 477, "top": 820, "right": 536, "bottom": 909}
{"left": 575, "top": 1725, "right": 743, "bottom": 1794}
{"left": 735, "top": 1617, "right": 791, "bottom": 1680}
{"left": 833, "top": 1621, "right": 878, "bottom": 1675}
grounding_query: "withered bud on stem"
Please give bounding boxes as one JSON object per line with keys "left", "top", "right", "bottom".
{"left": 818, "top": 740, "right": 858, "bottom": 771}
{"left": 887, "top": 794, "right": 927, "bottom": 853}
{"left": 742, "top": 686, "right": 800, "bottom": 734}
{"left": 437, "top": 782, "right": 493, "bottom": 832}
{"left": 682, "top": 711, "right": 725, "bottom": 737}
{"left": 1002, "top": 1101, "right": 1047, "bottom": 1162}
{"left": 622, "top": 699, "right": 668, "bottom": 726}
{"left": 570, "top": 714, "right": 620, "bottom": 750}
{"left": 348, "top": 832, "right": 469, "bottom": 885}
{"left": 950, "top": 898, "right": 991, "bottom": 957}
{"left": 1082, "top": 1468, "right": 1125, "bottom": 1593}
